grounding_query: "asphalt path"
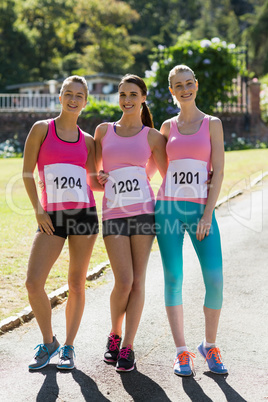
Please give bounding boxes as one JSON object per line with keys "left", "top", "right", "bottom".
{"left": 0, "top": 181, "right": 267, "bottom": 401}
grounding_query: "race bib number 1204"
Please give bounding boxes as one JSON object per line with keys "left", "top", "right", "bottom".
{"left": 44, "top": 163, "right": 89, "bottom": 204}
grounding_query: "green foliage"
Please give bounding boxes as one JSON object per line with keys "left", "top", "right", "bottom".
{"left": 0, "top": 0, "right": 35, "bottom": 90}
{"left": 73, "top": 0, "right": 139, "bottom": 75}
{"left": 82, "top": 96, "right": 121, "bottom": 123}
{"left": 14, "top": 0, "right": 77, "bottom": 80}
{"left": 146, "top": 37, "right": 241, "bottom": 128}
{"left": 225, "top": 133, "right": 268, "bottom": 151}
{"left": 1, "top": 0, "right": 268, "bottom": 90}
{"left": 124, "top": 0, "right": 201, "bottom": 76}
{"left": 244, "top": 0, "right": 268, "bottom": 76}
{"left": 260, "top": 73, "right": 268, "bottom": 123}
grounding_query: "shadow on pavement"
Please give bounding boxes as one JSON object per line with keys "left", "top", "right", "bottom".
{"left": 72, "top": 368, "right": 110, "bottom": 401}
{"left": 120, "top": 368, "right": 172, "bottom": 401}
{"left": 34, "top": 365, "right": 110, "bottom": 402}
{"left": 204, "top": 372, "right": 248, "bottom": 401}
{"left": 182, "top": 376, "right": 214, "bottom": 402}
{"left": 35, "top": 364, "right": 59, "bottom": 402}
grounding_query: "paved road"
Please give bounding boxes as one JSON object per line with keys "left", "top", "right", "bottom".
{"left": 0, "top": 181, "right": 267, "bottom": 401}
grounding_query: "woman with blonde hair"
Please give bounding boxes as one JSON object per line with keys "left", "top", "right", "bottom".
{"left": 155, "top": 65, "right": 228, "bottom": 376}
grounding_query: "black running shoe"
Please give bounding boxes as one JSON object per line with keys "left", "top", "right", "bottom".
{"left": 104, "top": 333, "right": 121, "bottom": 363}
{"left": 116, "top": 345, "right": 135, "bottom": 372}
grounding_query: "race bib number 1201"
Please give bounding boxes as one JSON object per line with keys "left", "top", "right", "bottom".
{"left": 165, "top": 158, "right": 208, "bottom": 199}
{"left": 44, "top": 163, "right": 89, "bottom": 204}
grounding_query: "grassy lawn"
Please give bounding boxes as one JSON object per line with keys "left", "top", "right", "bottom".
{"left": 1, "top": 149, "right": 268, "bottom": 321}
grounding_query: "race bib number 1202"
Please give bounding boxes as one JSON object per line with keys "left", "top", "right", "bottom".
{"left": 105, "top": 166, "right": 152, "bottom": 208}
{"left": 165, "top": 158, "right": 208, "bottom": 199}
{"left": 44, "top": 163, "right": 89, "bottom": 204}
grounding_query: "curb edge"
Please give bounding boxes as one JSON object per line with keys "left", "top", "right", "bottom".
{"left": 0, "top": 260, "right": 110, "bottom": 335}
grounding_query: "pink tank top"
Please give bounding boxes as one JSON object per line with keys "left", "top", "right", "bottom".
{"left": 37, "top": 119, "right": 95, "bottom": 211}
{"left": 157, "top": 115, "right": 211, "bottom": 204}
{"left": 102, "top": 123, "right": 155, "bottom": 220}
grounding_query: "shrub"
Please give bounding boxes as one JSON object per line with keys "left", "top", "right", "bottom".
{"left": 82, "top": 96, "right": 121, "bottom": 123}
{"left": 0, "top": 136, "right": 23, "bottom": 158}
{"left": 260, "top": 74, "right": 268, "bottom": 124}
{"left": 225, "top": 133, "right": 268, "bottom": 151}
{"left": 146, "top": 36, "right": 247, "bottom": 128}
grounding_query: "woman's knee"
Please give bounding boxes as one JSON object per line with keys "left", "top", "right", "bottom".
{"left": 25, "top": 275, "right": 45, "bottom": 294}
{"left": 204, "top": 274, "right": 223, "bottom": 309}
{"left": 68, "top": 277, "right": 86, "bottom": 294}
{"left": 114, "top": 276, "right": 133, "bottom": 295}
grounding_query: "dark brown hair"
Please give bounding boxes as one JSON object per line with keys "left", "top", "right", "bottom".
{"left": 119, "top": 74, "right": 154, "bottom": 128}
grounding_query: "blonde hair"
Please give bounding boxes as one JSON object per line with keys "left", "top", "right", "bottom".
{"left": 168, "top": 65, "right": 197, "bottom": 107}
{"left": 168, "top": 65, "right": 196, "bottom": 87}
{"left": 60, "top": 75, "right": 88, "bottom": 99}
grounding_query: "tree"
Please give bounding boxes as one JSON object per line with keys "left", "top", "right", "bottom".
{"left": 0, "top": 0, "right": 35, "bottom": 90}
{"left": 124, "top": 0, "right": 200, "bottom": 75}
{"left": 244, "top": 0, "right": 268, "bottom": 75}
{"left": 72, "top": 0, "right": 139, "bottom": 75}
{"left": 15, "top": 0, "right": 78, "bottom": 80}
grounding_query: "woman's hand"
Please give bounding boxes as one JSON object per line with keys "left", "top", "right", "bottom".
{"left": 196, "top": 213, "right": 212, "bottom": 241}
{"left": 38, "top": 180, "right": 45, "bottom": 192}
{"left": 97, "top": 170, "right": 109, "bottom": 185}
{"left": 205, "top": 171, "right": 213, "bottom": 188}
{"left": 35, "top": 209, "right": 55, "bottom": 235}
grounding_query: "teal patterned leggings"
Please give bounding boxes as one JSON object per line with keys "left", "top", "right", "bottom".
{"left": 155, "top": 200, "right": 223, "bottom": 309}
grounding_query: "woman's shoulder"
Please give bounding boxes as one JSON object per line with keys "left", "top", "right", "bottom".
{"left": 160, "top": 118, "right": 174, "bottom": 138}
{"left": 32, "top": 119, "right": 50, "bottom": 131}
{"left": 206, "top": 114, "right": 221, "bottom": 123}
{"left": 29, "top": 119, "right": 50, "bottom": 139}
{"left": 94, "top": 122, "right": 110, "bottom": 140}
{"left": 207, "top": 115, "right": 223, "bottom": 129}
{"left": 206, "top": 115, "right": 223, "bottom": 138}
{"left": 83, "top": 131, "right": 94, "bottom": 146}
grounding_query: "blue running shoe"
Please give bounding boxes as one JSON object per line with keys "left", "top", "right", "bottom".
{"left": 197, "top": 342, "right": 228, "bottom": 374}
{"left": 57, "top": 345, "right": 75, "bottom": 370}
{"left": 173, "top": 351, "right": 196, "bottom": 376}
{"left": 29, "top": 336, "right": 61, "bottom": 370}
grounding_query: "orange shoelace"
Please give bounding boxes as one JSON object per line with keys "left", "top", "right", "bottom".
{"left": 174, "top": 351, "right": 196, "bottom": 367}
{"left": 205, "top": 347, "right": 223, "bottom": 364}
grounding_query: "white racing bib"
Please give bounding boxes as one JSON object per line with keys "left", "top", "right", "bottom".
{"left": 44, "top": 163, "right": 89, "bottom": 204}
{"left": 165, "top": 158, "right": 208, "bottom": 199}
{"left": 105, "top": 166, "right": 152, "bottom": 208}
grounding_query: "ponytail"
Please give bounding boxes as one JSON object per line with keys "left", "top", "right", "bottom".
{"left": 119, "top": 74, "right": 154, "bottom": 128}
{"left": 141, "top": 102, "right": 154, "bottom": 128}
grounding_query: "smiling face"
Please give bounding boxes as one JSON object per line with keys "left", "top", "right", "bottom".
{"left": 169, "top": 70, "right": 198, "bottom": 106}
{"left": 59, "top": 81, "right": 87, "bottom": 114}
{"left": 118, "top": 82, "right": 146, "bottom": 115}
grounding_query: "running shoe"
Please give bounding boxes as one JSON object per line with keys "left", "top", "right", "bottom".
{"left": 104, "top": 333, "right": 121, "bottom": 363}
{"left": 197, "top": 342, "right": 228, "bottom": 374}
{"left": 173, "top": 351, "right": 196, "bottom": 376}
{"left": 116, "top": 345, "right": 135, "bottom": 372}
{"left": 28, "top": 336, "right": 61, "bottom": 370}
{"left": 57, "top": 345, "right": 75, "bottom": 370}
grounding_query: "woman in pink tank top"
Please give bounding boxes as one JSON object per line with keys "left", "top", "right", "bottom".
{"left": 23, "top": 76, "right": 102, "bottom": 370}
{"left": 94, "top": 74, "right": 167, "bottom": 372}
{"left": 155, "top": 65, "right": 227, "bottom": 376}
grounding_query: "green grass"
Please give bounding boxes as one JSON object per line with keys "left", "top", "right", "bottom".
{"left": 1, "top": 149, "right": 268, "bottom": 321}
